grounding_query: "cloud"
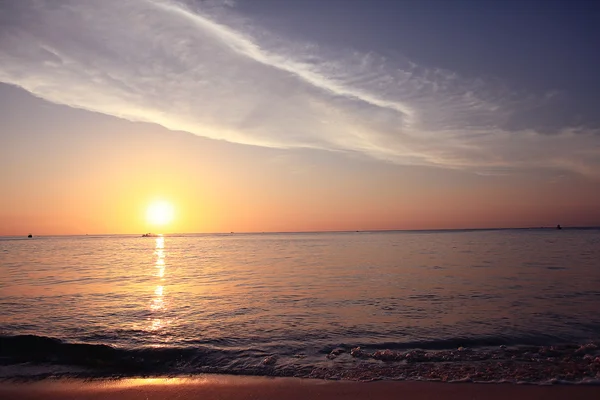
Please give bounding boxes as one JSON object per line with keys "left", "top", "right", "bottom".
{"left": 0, "top": 0, "right": 598, "bottom": 176}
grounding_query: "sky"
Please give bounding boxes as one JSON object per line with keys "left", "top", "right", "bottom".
{"left": 1, "top": 0, "right": 599, "bottom": 235}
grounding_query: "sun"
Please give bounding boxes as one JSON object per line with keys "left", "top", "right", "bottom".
{"left": 146, "top": 201, "right": 174, "bottom": 226}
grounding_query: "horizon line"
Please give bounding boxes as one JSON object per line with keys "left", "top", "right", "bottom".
{"left": 3, "top": 225, "right": 599, "bottom": 238}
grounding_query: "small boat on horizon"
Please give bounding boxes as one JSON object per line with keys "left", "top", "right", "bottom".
{"left": 141, "top": 233, "right": 161, "bottom": 237}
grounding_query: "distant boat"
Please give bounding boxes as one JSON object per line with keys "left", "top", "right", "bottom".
{"left": 27, "top": 234, "right": 32, "bottom": 238}
{"left": 142, "top": 233, "right": 160, "bottom": 237}
{"left": 556, "top": 224, "right": 562, "bottom": 230}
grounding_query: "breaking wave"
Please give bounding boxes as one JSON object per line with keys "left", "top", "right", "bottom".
{"left": 2, "top": 335, "right": 599, "bottom": 383}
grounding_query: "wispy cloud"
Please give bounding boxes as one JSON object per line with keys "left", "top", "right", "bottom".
{"left": 1, "top": 0, "right": 598, "bottom": 175}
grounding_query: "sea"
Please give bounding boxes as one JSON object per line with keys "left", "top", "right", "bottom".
{"left": 1, "top": 229, "right": 599, "bottom": 383}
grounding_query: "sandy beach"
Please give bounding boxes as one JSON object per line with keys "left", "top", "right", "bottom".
{"left": 1, "top": 376, "right": 599, "bottom": 400}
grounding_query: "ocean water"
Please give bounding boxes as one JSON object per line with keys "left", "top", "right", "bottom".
{"left": 1, "top": 229, "right": 600, "bottom": 383}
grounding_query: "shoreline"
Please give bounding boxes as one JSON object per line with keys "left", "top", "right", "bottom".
{"left": 1, "top": 375, "right": 600, "bottom": 400}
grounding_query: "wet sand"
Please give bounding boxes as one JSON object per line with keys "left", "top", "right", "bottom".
{"left": 1, "top": 375, "right": 599, "bottom": 400}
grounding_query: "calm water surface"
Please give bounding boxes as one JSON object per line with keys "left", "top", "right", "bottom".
{"left": 1, "top": 229, "right": 599, "bottom": 382}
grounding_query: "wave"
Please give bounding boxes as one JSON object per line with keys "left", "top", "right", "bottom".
{"left": 2, "top": 335, "right": 599, "bottom": 383}
{"left": 320, "top": 334, "right": 566, "bottom": 353}
{"left": 0, "top": 335, "right": 207, "bottom": 373}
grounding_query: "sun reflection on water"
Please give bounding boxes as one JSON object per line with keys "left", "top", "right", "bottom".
{"left": 151, "top": 285, "right": 164, "bottom": 311}
{"left": 150, "top": 318, "right": 164, "bottom": 331}
{"left": 149, "top": 236, "right": 168, "bottom": 331}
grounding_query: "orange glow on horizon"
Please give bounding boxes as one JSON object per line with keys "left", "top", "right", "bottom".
{"left": 1, "top": 122, "right": 600, "bottom": 237}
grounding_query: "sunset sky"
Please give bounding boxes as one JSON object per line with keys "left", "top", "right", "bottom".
{"left": 1, "top": 0, "right": 599, "bottom": 235}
